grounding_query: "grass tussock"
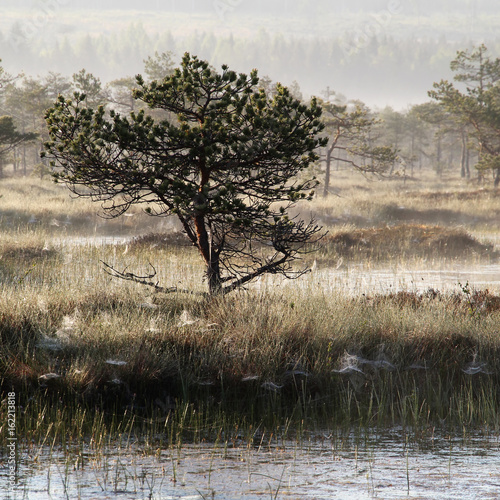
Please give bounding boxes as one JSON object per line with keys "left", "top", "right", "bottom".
{"left": 318, "top": 224, "right": 497, "bottom": 262}
{"left": 377, "top": 287, "right": 500, "bottom": 314}
{"left": 127, "top": 231, "right": 192, "bottom": 250}
{"left": 121, "top": 224, "right": 497, "bottom": 267}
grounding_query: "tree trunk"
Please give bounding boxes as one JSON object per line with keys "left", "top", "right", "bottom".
{"left": 193, "top": 196, "right": 223, "bottom": 295}
{"left": 410, "top": 135, "right": 415, "bottom": 177}
{"left": 207, "top": 254, "right": 222, "bottom": 295}
{"left": 436, "top": 136, "right": 442, "bottom": 175}
{"left": 460, "top": 130, "right": 467, "bottom": 178}
{"left": 465, "top": 147, "right": 470, "bottom": 178}
{"left": 22, "top": 145, "right": 26, "bottom": 176}
{"left": 323, "top": 147, "right": 332, "bottom": 197}
{"left": 195, "top": 218, "right": 222, "bottom": 295}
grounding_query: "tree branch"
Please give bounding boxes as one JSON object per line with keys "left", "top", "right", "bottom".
{"left": 101, "top": 261, "right": 206, "bottom": 296}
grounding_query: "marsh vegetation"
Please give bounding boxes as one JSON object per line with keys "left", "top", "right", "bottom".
{"left": 1, "top": 5, "right": 500, "bottom": 494}
{"left": 0, "top": 174, "right": 500, "bottom": 498}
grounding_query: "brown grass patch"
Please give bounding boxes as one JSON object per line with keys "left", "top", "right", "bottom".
{"left": 1, "top": 245, "right": 58, "bottom": 261}
{"left": 378, "top": 204, "right": 483, "bottom": 225}
{"left": 321, "top": 224, "right": 497, "bottom": 260}
{"left": 406, "top": 188, "right": 499, "bottom": 202}
{"left": 369, "top": 288, "right": 500, "bottom": 314}
{"left": 127, "top": 231, "right": 192, "bottom": 250}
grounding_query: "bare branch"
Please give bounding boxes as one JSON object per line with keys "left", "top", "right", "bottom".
{"left": 101, "top": 261, "right": 206, "bottom": 296}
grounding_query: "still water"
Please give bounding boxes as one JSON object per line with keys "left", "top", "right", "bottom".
{"left": 3, "top": 431, "right": 500, "bottom": 499}
{"left": 54, "top": 235, "right": 500, "bottom": 296}
{"left": 311, "top": 263, "right": 500, "bottom": 295}
{"left": 256, "top": 262, "right": 500, "bottom": 296}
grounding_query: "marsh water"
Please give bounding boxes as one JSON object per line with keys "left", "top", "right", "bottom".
{"left": 55, "top": 235, "right": 500, "bottom": 296}
{"left": 3, "top": 430, "right": 500, "bottom": 499}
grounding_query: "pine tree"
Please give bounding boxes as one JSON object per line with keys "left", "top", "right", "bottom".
{"left": 43, "top": 53, "right": 327, "bottom": 295}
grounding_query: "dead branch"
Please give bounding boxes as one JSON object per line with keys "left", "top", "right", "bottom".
{"left": 101, "top": 261, "right": 206, "bottom": 296}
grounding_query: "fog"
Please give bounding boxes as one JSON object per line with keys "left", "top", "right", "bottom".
{"left": 1, "top": 0, "right": 498, "bottom": 109}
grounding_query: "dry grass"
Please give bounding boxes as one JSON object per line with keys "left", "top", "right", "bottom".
{"left": 0, "top": 173, "right": 499, "bottom": 443}
{"left": 305, "top": 172, "right": 500, "bottom": 234}
{"left": 0, "top": 236, "right": 499, "bottom": 434}
{"left": 0, "top": 177, "right": 167, "bottom": 235}
{"left": 315, "top": 224, "right": 498, "bottom": 263}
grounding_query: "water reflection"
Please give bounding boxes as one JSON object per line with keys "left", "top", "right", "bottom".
{"left": 3, "top": 431, "right": 500, "bottom": 499}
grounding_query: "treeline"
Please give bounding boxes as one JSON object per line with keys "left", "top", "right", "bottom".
{"left": 2, "top": 21, "right": 497, "bottom": 107}
{"left": 1, "top": 49, "right": 494, "bottom": 188}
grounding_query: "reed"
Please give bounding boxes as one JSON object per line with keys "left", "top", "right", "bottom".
{"left": 1, "top": 174, "right": 499, "bottom": 453}
{"left": 1, "top": 263, "right": 499, "bottom": 446}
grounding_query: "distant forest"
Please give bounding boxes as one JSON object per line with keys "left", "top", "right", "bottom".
{"left": 1, "top": 46, "right": 497, "bottom": 186}
{"left": 1, "top": 16, "right": 499, "bottom": 107}
{"left": 1, "top": 3, "right": 500, "bottom": 186}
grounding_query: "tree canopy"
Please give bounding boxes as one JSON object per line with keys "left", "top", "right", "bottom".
{"left": 43, "top": 53, "right": 327, "bottom": 295}
{"left": 0, "top": 116, "right": 37, "bottom": 162}
{"left": 430, "top": 44, "right": 500, "bottom": 185}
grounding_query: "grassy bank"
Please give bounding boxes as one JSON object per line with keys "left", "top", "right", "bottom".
{"left": 1, "top": 241, "right": 499, "bottom": 448}
{"left": 1, "top": 174, "right": 499, "bottom": 450}
{"left": 304, "top": 172, "right": 500, "bottom": 235}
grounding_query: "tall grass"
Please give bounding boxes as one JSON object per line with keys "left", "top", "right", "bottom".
{"left": 0, "top": 177, "right": 168, "bottom": 236}
{"left": 304, "top": 171, "right": 500, "bottom": 235}
{"left": 1, "top": 243, "right": 499, "bottom": 447}
{"left": 1, "top": 174, "right": 499, "bottom": 450}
